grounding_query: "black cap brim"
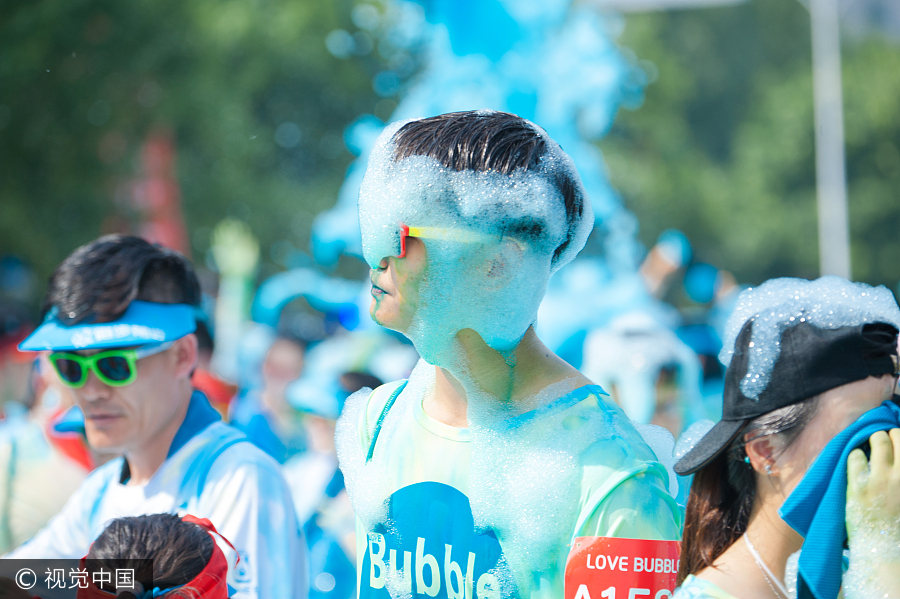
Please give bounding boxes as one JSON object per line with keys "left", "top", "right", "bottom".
{"left": 674, "top": 418, "right": 748, "bottom": 476}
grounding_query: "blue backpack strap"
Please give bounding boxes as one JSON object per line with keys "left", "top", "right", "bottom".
{"left": 323, "top": 468, "right": 344, "bottom": 500}
{"left": 86, "top": 461, "right": 121, "bottom": 534}
{"left": 176, "top": 429, "right": 250, "bottom": 509}
{"left": 365, "top": 380, "right": 408, "bottom": 462}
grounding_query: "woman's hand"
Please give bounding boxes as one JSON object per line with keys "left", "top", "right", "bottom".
{"left": 843, "top": 428, "right": 900, "bottom": 598}
{"left": 846, "top": 428, "right": 900, "bottom": 538}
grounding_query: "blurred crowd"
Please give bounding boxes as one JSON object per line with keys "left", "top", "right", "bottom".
{"left": 0, "top": 221, "right": 745, "bottom": 595}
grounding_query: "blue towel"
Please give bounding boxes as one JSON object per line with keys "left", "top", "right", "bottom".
{"left": 780, "top": 399, "right": 900, "bottom": 599}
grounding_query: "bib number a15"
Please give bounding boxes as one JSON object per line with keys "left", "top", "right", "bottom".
{"left": 564, "top": 537, "right": 681, "bottom": 599}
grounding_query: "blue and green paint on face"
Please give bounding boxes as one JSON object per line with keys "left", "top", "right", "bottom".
{"left": 357, "top": 119, "right": 591, "bottom": 365}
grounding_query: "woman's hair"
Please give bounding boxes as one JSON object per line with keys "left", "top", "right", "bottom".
{"left": 676, "top": 396, "right": 820, "bottom": 584}
{"left": 86, "top": 513, "right": 214, "bottom": 597}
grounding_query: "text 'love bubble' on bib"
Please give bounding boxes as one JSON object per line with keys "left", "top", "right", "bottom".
{"left": 565, "top": 537, "right": 681, "bottom": 599}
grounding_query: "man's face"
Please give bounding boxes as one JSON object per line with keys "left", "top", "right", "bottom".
{"left": 367, "top": 227, "right": 554, "bottom": 367}
{"left": 369, "top": 236, "right": 427, "bottom": 333}
{"left": 65, "top": 340, "right": 190, "bottom": 458}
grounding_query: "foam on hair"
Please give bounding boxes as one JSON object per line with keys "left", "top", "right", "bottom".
{"left": 719, "top": 276, "right": 900, "bottom": 400}
{"left": 359, "top": 115, "right": 591, "bottom": 273}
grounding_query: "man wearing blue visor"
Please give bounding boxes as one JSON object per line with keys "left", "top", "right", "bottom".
{"left": 10, "top": 235, "right": 308, "bottom": 599}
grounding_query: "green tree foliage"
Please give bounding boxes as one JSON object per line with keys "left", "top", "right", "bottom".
{"left": 603, "top": 0, "right": 900, "bottom": 289}
{"left": 0, "top": 0, "right": 386, "bottom": 297}
{"left": 4, "top": 0, "right": 898, "bottom": 304}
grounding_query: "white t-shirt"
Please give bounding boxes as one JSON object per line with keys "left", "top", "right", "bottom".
{"left": 284, "top": 451, "right": 339, "bottom": 525}
{"left": 8, "top": 392, "right": 308, "bottom": 599}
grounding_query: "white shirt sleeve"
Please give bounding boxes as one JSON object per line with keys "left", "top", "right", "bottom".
{"left": 196, "top": 443, "right": 309, "bottom": 599}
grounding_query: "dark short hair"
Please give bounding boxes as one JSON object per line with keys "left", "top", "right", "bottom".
{"left": 391, "top": 110, "right": 585, "bottom": 264}
{"left": 339, "top": 370, "right": 383, "bottom": 394}
{"left": 86, "top": 513, "right": 213, "bottom": 591}
{"left": 274, "top": 328, "right": 309, "bottom": 352}
{"left": 44, "top": 234, "right": 201, "bottom": 325}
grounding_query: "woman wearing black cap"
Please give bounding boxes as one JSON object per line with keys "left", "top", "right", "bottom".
{"left": 672, "top": 276, "right": 900, "bottom": 599}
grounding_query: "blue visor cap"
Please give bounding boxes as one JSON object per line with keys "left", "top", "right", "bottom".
{"left": 19, "top": 301, "right": 197, "bottom": 351}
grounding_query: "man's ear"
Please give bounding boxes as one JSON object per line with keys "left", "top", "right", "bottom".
{"left": 484, "top": 238, "right": 525, "bottom": 285}
{"left": 745, "top": 433, "right": 780, "bottom": 476}
{"left": 172, "top": 333, "right": 199, "bottom": 380}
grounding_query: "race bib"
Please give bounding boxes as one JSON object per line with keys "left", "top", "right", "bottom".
{"left": 564, "top": 537, "right": 681, "bottom": 599}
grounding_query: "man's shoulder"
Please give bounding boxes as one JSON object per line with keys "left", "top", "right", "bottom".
{"left": 541, "top": 386, "right": 673, "bottom": 487}
{"left": 180, "top": 422, "right": 292, "bottom": 507}
{"left": 193, "top": 421, "right": 280, "bottom": 468}
{"left": 163, "top": 420, "right": 283, "bottom": 491}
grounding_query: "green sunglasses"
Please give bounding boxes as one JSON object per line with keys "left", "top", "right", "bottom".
{"left": 48, "top": 342, "right": 174, "bottom": 388}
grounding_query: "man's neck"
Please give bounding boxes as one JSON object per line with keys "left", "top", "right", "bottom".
{"left": 424, "top": 327, "right": 591, "bottom": 427}
{"left": 429, "top": 367, "right": 469, "bottom": 427}
{"left": 124, "top": 384, "right": 193, "bottom": 485}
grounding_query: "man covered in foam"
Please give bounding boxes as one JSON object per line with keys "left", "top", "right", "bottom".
{"left": 336, "top": 110, "right": 682, "bottom": 598}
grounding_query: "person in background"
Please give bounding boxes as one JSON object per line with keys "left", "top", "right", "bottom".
{"left": 0, "top": 300, "right": 33, "bottom": 408}
{"left": 0, "top": 317, "right": 90, "bottom": 553}
{"left": 7, "top": 234, "right": 307, "bottom": 599}
{"left": 285, "top": 370, "right": 382, "bottom": 599}
{"left": 673, "top": 276, "right": 900, "bottom": 599}
{"left": 230, "top": 330, "right": 308, "bottom": 462}
{"left": 581, "top": 311, "right": 707, "bottom": 438}
{"left": 192, "top": 319, "right": 238, "bottom": 419}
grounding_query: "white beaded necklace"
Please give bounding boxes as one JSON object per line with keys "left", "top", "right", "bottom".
{"left": 744, "top": 534, "right": 790, "bottom": 599}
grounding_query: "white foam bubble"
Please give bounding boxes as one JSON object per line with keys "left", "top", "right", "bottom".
{"left": 843, "top": 488, "right": 900, "bottom": 599}
{"left": 335, "top": 360, "right": 437, "bottom": 531}
{"left": 673, "top": 419, "right": 716, "bottom": 461}
{"left": 334, "top": 385, "right": 391, "bottom": 528}
{"left": 358, "top": 117, "right": 592, "bottom": 270}
{"left": 384, "top": 569, "right": 413, "bottom": 599}
{"left": 468, "top": 420, "right": 581, "bottom": 576}
{"left": 633, "top": 422, "right": 678, "bottom": 496}
{"left": 784, "top": 551, "right": 799, "bottom": 599}
{"left": 466, "top": 382, "right": 664, "bottom": 586}
{"left": 718, "top": 276, "right": 900, "bottom": 400}
{"left": 843, "top": 532, "right": 900, "bottom": 598}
